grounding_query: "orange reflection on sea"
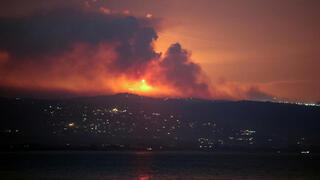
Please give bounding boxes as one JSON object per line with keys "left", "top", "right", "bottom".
{"left": 134, "top": 175, "right": 152, "bottom": 180}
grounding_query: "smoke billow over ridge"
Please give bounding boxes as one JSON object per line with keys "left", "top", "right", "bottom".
{"left": 0, "top": 7, "right": 272, "bottom": 100}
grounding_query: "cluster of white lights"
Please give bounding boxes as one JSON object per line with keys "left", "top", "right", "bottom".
{"left": 276, "top": 101, "right": 320, "bottom": 107}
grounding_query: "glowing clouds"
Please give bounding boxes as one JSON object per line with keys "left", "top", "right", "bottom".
{"left": 156, "top": 43, "right": 211, "bottom": 98}
{"left": 0, "top": 6, "right": 212, "bottom": 99}
{"left": 0, "top": 7, "right": 271, "bottom": 100}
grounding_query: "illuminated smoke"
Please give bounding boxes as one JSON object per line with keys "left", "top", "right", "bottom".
{"left": 157, "top": 43, "right": 210, "bottom": 98}
{"left": 0, "top": 7, "right": 272, "bottom": 100}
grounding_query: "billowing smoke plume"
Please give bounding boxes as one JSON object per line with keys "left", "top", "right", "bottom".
{"left": 0, "top": 7, "right": 272, "bottom": 100}
{"left": 157, "top": 43, "right": 210, "bottom": 98}
{"left": 0, "top": 8, "right": 159, "bottom": 75}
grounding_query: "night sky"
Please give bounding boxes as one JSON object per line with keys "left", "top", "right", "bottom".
{"left": 0, "top": 0, "right": 319, "bottom": 102}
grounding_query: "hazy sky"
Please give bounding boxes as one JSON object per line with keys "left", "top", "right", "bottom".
{"left": 0, "top": 0, "right": 319, "bottom": 102}
{"left": 154, "top": 0, "right": 320, "bottom": 102}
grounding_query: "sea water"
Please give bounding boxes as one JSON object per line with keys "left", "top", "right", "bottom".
{"left": 1, "top": 151, "right": 319, "bottom": 179}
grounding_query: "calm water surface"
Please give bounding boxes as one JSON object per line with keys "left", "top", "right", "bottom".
{"left": 0, "top": 151, "right": 319, "bottom": 179}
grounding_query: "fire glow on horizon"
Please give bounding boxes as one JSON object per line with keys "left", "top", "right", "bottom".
{"left": 127, "top": 79, "right": 154, "bottom": 94}
{"left": 0, "top": 0, "right": 320, "bottom": 102}
{"left": 0, "top": 6, "right": 284, "bottom": 101}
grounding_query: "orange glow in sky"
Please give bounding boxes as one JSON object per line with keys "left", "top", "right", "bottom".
{"left": 127, "top": 79, "right": 152, "bottom": 93}
{"left": 0, "top": 0, "right": 320, "bottom": 102}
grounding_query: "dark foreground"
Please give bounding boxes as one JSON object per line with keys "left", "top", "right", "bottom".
{"left": 1, "top": 151, "right": 319, "bottom": 180}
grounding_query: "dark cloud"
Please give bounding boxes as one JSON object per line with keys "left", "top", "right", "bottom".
{"left": 0, "top": 8, "right": 159, "bottom": 71}
{"left": 159, "top": 43, "right": 210, "bottom": 97}
{"left": 115, "top": 26, "right": 160, "bottom": 70}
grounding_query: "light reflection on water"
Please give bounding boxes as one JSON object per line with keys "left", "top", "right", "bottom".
{"left": 132, "top": 152, "right": 154, "bottom": 180}
{"left": 1, "top": 151, "right": 320, "bottom": 179}
{"left": 134, "top": 175, "right": 151, "bottom": 180}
